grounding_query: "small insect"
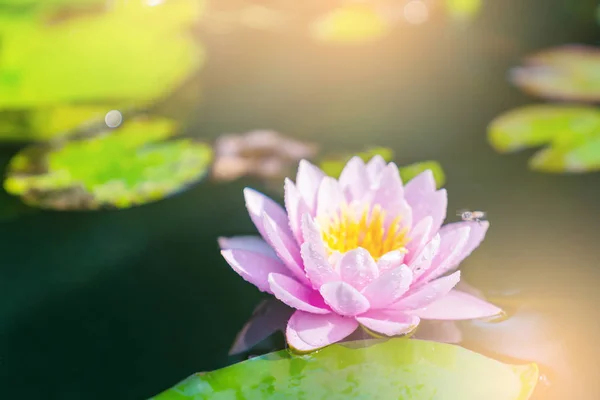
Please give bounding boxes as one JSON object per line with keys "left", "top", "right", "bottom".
{"left": 457, "top": 210, "right": 487, "bottom": 224}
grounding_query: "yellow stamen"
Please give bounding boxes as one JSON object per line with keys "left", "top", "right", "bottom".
{"left": 318, "top": 202, "right": 410, "bottom": 260}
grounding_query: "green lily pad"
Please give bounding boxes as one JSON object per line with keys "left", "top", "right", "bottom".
{"left": 149, "top": 338, "right": 538, "bottom": 400}
{"left": 488, "top": 104, "right": 600, "bottom": 173}
{"left": 510, "top": 45, "right": 600, "bottom": 102}
{"left": 0, "top": 105, "right": 135, "bottom": 142}
{"left": 488, "top": 104, "right": 600, "bottom": 153}
{"left": 0, "top": 0, "right": 205, "bottom": 109}
{"left": 4, "top": 117, "right": 214, "bottom": 209}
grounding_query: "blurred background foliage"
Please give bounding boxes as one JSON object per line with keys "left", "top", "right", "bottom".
{"left": 0, "top": 0, "right": 599, "bottom": 399}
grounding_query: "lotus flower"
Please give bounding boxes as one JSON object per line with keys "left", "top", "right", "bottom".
{"left": 219, "top": 156, "right": 502, "bottom": 352}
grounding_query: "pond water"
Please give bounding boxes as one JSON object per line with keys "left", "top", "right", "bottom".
{"left": 0, "top": 0, "right": 599, "bottom": 399}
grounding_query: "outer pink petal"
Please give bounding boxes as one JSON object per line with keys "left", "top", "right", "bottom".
{"left": 244, "top": 188, "right": 291, "bottom": 241}
{"left": 268, "top": 273, "right": 330, "bottom": 314}
{"left": 365, "top": 155, "right": 387, "bottom": 183}
{"left": 339, "top": 156, "right": 369, "bottom": 202}
{"left": 286, "top": 310, "right": 358, "bottom": 352}
{"left": 404, "top": 170, "right": 447, "bottom": 239}
{"left": 357, "top": 310, "right": 420, "bottom": 336}
{"left": 411, "top": 290, "right": 503, "bottom": 320}
{"left": 316, "top": 177, "right": 345, "bottom": 217}
{"left": 284, "top": 178, "right": 311, "bottom": 245}
{"left": 319, "top": 281, "right": 371, "bottom": 316}
{"left": 221, "top": 249, "right": 293, "bottom": 294}
{"left": 296, "top": 160, "right": 326, "bottom": 213}
{"left": 404, "top": 216, "right": 433, "bottom": 264}
{"left": 376, "top": 250, "right": 406, "bottom": 273}
{"left": 388, "top": 271, "right": 461, "bottom": 311}
{"left": 217, "top": 236, "right": 278, "bottom": 259}
{"left": 432, "top": 221, "right": 490, "bottom": 276}
{"left": 419, "top": 225, "right": 470, "bottom": 283}
{"left": 408, "top": 233, "right": 441, "bottom": 281}
{"left": 338, "top": 248, "right": 379, "bottom": 290}
{"left": 361, "top": 265, "right": 413, "bottom": 309}
{"left": 262, "top": 212, "right": 309, "bottom": 285}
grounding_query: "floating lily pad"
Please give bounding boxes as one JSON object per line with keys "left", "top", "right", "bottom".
{"left": 510, "top": 45, "right": 600, "bottom": 102}
{"left": 310, "top": 4, "right": 391, "bottom": 45}
{"left": 399, "top": 160, "right": 446, "bottom": 188}
{"left": 150, "top": 338, "right": 538, "bottom": 400}
{"left": 4, "top": 117, "right": 213, "bottom": 209}
{"left": 0, "top": 0, "right": 205, "bottom": 109}
{"left": 0, "top": 105, "right": 137, "bottom": 142}
{"left": 488, "top": 105, "right": 600, "bottom": 173}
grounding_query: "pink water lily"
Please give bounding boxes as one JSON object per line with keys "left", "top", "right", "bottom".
{"left": 219, "top": 156, "right": 502, "bottom": 352}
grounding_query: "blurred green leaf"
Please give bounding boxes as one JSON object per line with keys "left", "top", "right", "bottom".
{"left": 4, "top": 117, "right": 214, "bottom": 209}
{"left": 488, "top": 105, "right": 600, "bottom": 153}
{"left": 488, "top": 104, "right": 600, "bottom": 173}
{"left": 310, "top": 4, "right": 391, "bottom": 45}
{"left": 510, "top": 45, "right": 600, "bottom": 102}
{"left": 150, "top": 338, "right": 538, "bottom": 400}
{"left": 0, "top": 0, "right": 205, "bottom": 109}
{"left": 445, "top": 0, "right": 482, "bottom": 21}
{"left": 399, "top": 161, "right": 446, "bottom": 188}
{"left": 0, "top": 105, "right": 129, "bottom": 142}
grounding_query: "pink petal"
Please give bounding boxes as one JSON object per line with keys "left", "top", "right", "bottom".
{"left": 316, "top": 177, "right": 345, "bottom": 217}
{"left": 221, "top": 249, "right": 293, "bottom": 294}
{"left": 244, "top": 188, "right": 292, "bottom": 242}
{"left": 229, "top": 299, "right": 294, "bottom": 355}
{"left": 408, "top": 233, "right": 441, "bottom": 281}
{"left": 217, "top": 236, "right": 278, "bottom": 259}
{"left": 286, "top": 310, "right": 358, "bottom": 352}
{"left": 361, "top": 265, "right": 413, "bottom": 309}
{"left": 284, "top": 178, "right": 311, "bottom": 245}
{"left": 357, "top": 310, "right": 420, "bottom": 336}
{"left": 262, "top": 212, "right": 309, "bottom": 285}
{"left": 388, "top": 271, "right": 461, "bottom": 311}
{"left": 295, "top": 160, "right": 326, "bottom": 213}
{"left": 339, "top": 156, "right": 369, "bottom": 202}
{"left": 320, "top": 281, "right": 371, "bottom": 316}
{"left": 301, "top": 242, "right": 338, "bottom": 289}
{"left": 433, "top": 221, "right": 490, "bottom": 275}
{"left": 404, "top": 216, "right": 433, "bottom": 264}
{"left": 337, "top": 248, "right": 379, "bottom": 290}
{"left": 268, "top": 273, "right": 330, "bottom": 314}
{"left": 368, "top": 164, "right": 412, "bottom": 228}
{"left": 376, "top": 250, "right": 406, "bottom": 273}
{"left": 300, "top": 215, "right": 339, "bottom": 288}
{"left": 365, "top": 155, "right": 387, "bottom": 183}
{"left": 404, "top": 170, "right": 447, "bottom": 239}
{"left": 412, "top": 290, "right": 503, "bottom": 320}
{"left": 419, "top": 225, "right": 470, "bottom": 283}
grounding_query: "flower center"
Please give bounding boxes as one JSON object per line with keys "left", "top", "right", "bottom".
{"left": 318, "top": 203, "right": 410, "bottom": 260}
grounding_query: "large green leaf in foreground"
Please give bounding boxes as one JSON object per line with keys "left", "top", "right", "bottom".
{"left": 150, "top": 339, "right": 538, "bottom": 400}
{"left": 488, "top": 104, "right": 600, "bottom": 172}
{"left": 4, "top": 117, "right": 213, "bottom": 209}
{"left": 510, "top": 45, "right": 600, "bottom": 102}
{"left": 0, "top": 0, "right": 204, "bottom": 108}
